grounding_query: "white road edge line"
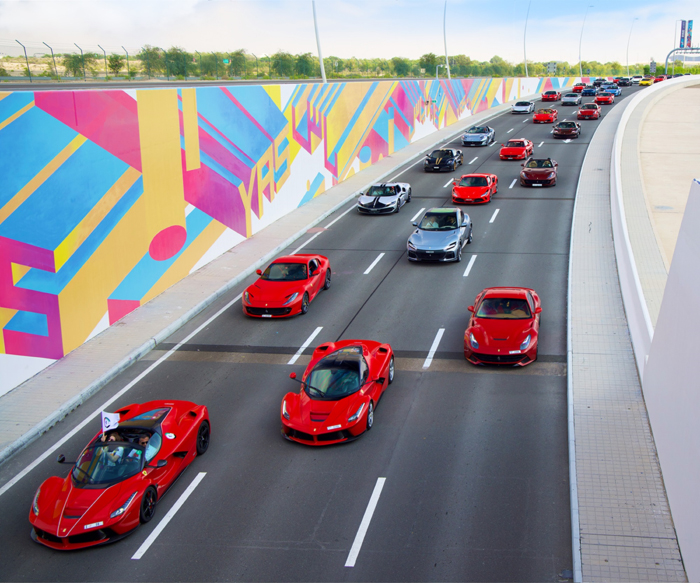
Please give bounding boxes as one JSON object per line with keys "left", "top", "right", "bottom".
{"left": 290, "top": 232, "right": 322, "bottom": 255}
{"left": 0, "top": 293, "right": 242, "bottom": 499}
{"left": 489, "top": 209, "right": 500, "bottom": 223}
{"left": 345, "top": 477, "right": 386, "bottom": 568}
{"left": 538, "top": 141, "right": 544, "bottom": 147}
{"left": 364, "top": 253, "right": 385, "bottom": 275}
{"left": 443, "top": 177, "right": 453, "bottom": 188}
{"left": 523, "top": 119, "right": 529, "bottom": 123}
{"left": 410, "top": 208, "right": 425, "bottom": 222}
{"left": 468, "top": 157, "right": 478, "bottom": 164}
{"left": 463, "top": 254, "right": 477, "bottom": 277}
{"left": 509, "top": 179, "right": 517, "bottom": 189}
{"left": 325, "top": 204, "right": 357, "bottom": 229}
{"left": 131, "top": 472, "right": 207, "bottom": 560}
{"left": 423, "top": 328, "right": 445, "bottom": 369}
{"left": 288, "top": 326, "right": 324, "bottom": 365}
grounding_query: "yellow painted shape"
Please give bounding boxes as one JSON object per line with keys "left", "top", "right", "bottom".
{"left": 0, "top": 307, "right": 19, "bottom": 353}
{"left": 263, "top": 85, "right": 282, "bottom": 109}
{"left": 54, "top": 167, "right": 141, "bottom": 272}
{"left": 11, "top": 263, "right": 31, "bottom": 285}
{"left": 136, "top": 89, "right": 186, "bottom": 240}
{"left": 0, "top": 134, "right": 86, "bottom": 227}
{"left": 181, "top": 88, "right": 201, "bottom": 171}
{"left": 0, "top": 100, "right": 33, "bottom": 131}
{"left": 0, "top": 92, "right": 11, "bottom": 102}
{"left": 58, "top": 195, "right": 150, "bottom": 353}
{"left": 141, "top": 220, "right": 227, "bottom": 305}
{"left": 388, "top": 118, "right": 395, "bottom": 155}
{"left": 312, "top": 177, "right": 326, "bottom": 199}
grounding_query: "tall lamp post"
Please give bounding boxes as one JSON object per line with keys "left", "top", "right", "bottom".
{"left": 626, "top": 18, "right": 638, "bottom": 77}
{"left": 122, "top": 46, "right": 130, "bottom": 80}
{"left": 578, "top": 5, "right": 594, "bottom": 77}
{"left": 523, "top": 0, "right": 532, "bottom": 77}
{"left": 74, "top": 43, "right": 86, "bottom": 81}
{"left": 443, "top": 0, "right": 451, "bottom": 79}
{"left": 312, "top": 0, "right": 327, "bottom": 83}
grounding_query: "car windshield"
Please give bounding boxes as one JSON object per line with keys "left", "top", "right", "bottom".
{"left": 581, "top": 104, "right": 598, "bottom": 109}
{"left": 466, "top": 127, "right": 487, "bottom": 134}
{"left": 72, "top": 443, "right": 144, "bottom": 488}
{"left": 459, "top": 176, "right": 488, "bottom": 187}
{"left": 260, "top": 263, "right": 307, "bottom": 281}
{"left": 476, "top": 298, "right": 532, "bottom": 319}
{"left": 544, "top": 91, "right": 556, "bottom": 95}
{"left": 305, "top": 347, "right": 366, "bottom": 400}
{"left": 537, "top": 109, "right": 553, "bottom": 114}
{"left": 429, "top": 149, "right": 452, "bottom": 158}
{"left": 515, "top": 102, "right": 531, "bottom": 106}
{"left": 564, "top": 94, "right": 578, "bottom": 98}
{"left": 558, "top": 122, "right": 577, "bottom": 128}
{"left": 598, "top": 93, "right": 611, "bottom": 97}
{"left": 525, "top": 159, "right": 553, "bottom": 168}
{"left": 367, "top": 185, "right": 397, "bottom": 197}
{"left": 419, "top": 211, "right": 459, "bottom": 230}
{"left": 506, "top": 141, "right": 525, "bottom": 148}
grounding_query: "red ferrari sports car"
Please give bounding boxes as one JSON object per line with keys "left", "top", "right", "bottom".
{"left": 595, "top": 92, "right": 614, "bottom": 105}
{"left": 243, "top": 254, "right": 331, "bottom": 318}
{"left": 571, "top": 84, "right": 586, "bottom": 93}
{"left": 577, "top": 103, "right": 601, "bottom": 120}
{"left": 452, "top": 174, "right": 498, "bottom": 204}
{"left": 464, "top": 287, "right": 542, "bottom": 366}
{"left": 29, "top": 400, "right": 210, "bottom": 550}
{"left": 281, "top": 340, "right": 394, "bottom": 445}
{"left": 499, "top": 138, "right": 534, "bottom": 160}
{"left": 541, "top": 90, "right": 561, "bottom": 102}
{"left": 533, "top": 108, "right": 558, "bottom": 123}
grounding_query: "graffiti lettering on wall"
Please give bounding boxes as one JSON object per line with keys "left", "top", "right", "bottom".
{"left": 0, "top": 76, "right": 576, "bottom": 388}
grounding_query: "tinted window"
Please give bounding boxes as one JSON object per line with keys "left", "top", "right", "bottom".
{"left": 476, "top": 298, "right": 532, "bottom": 319}
{"left": 304, "top": 346, "right": 367, "bottom": 400}
{"left": 507, "top": 141, "right": 525, "bottom": 148}
{"left": 419, "top": 212, "right": 459, "bottom": 230}
{"left": 558, "top": 122, "right": 577, "bottom": 128}
{"left": 466, "top": 127, "right": 487, "bottom": 134}
{"left": 72, "top": 444, "right": 144, "bottom": 488}
{"left": 367, "top": 185, "right": 397, "bottom": 197}
{"left": 459, "top": 176, "right": 488, "bottom": 187}
{"left": 430, "top": 149, "right": 453, "bottom": 158}
{"left": 132, "top": 408, "right": 170, "bottom": 421}
{"left": 261, "top": 263, "right": 307, "bottom": 281}
{"left": 525, "top": 159, "right": 553, "bottom": 168}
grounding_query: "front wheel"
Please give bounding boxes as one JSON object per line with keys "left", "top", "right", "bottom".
{"left": 323, "top": 269, "right": 331, "bottom": 290}
{"left": 196, "top": 420, "right": 210, "bottom": 456}
{"left": 300, "top": 293, "right": 310, "bottom": 315}
{"left": 407, "top": 189, "right": 412, "bottom": 202}
{"left": 387, "top": 356, "right": 395, "bottom": 384}
{"left": 395, "top": 200, "right": 401, "bottom": 213}
{"left": 467, "top": 230, "right": 473, "bottom": 244}
{"left": 140, "top": 487, "right": 157, "bottom": 524}
{"left": 366, "top": 401, "right": 374, "bottom": 431}
{"left": 456, "top": 245, "right": 463, "bottom": 262}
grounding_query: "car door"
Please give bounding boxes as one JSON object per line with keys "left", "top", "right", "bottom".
{"left": 308, "top": 259, "right": 323, "bottom": 299}
{"left": 527, "top": 291, "right": 541, "bottom": 336}
{"left": 458, "top": 210, "right": 467, "bottom": 243}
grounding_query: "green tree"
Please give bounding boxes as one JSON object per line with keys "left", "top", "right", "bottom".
{"left": 295, "top": 53, "right": 314, "bottom": 77}
{"left": 272, "top": 51, "right": 294, "bottom": 77}
{"left": 419, "top": 53, "right": 438, "bottom": 76}
{"left": 107, "top": 54, "right": 124, "bottom": 76}
{"left": 391, "top": 57, "right": 411, "bottom": 77}
{"left": 163, "top": 47, "right": 191, "bottom": 77}
{"left": 609, "top": 61, "right": 622, "bottom": 75}
{"left": 61, "top": 53, "right": 95, "bottom": 77}
{"left": 227, "top": 49, "right": 247, "bottom": 77}
{"left": 138, "top": 45, "right": 164, "bottom": 77}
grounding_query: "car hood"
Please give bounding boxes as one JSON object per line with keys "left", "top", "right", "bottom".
{"left": 408, "top": 228, "right": 460, "bottom": 249}
{"left": 426, "top": 156, "right": 453, "bottom": 164}
{"left": 512, "top": 105, "right": 531, "bottom": 111}
{"left": 246, "top": 279, "right": 302, "bottom": 305}
{"left": 462, "top": 134, "right": 487, "bottom": 141}
{"left": 454, "top": 185, "right": 489, "bottom": 198}
{"left": 358, "top": 194, "right": 398, "bottom": 206}
{"left": 579, "top": 109, "right": 597, "bottom": 114}
{"left": 500, "top": 146, "right": 526, "bottom": 155}
{"left": 470, "top": 318, "right": 533, "bottom": 349}
{"left": 284, "top": 390, "right": 366, "bottom": 429}
{"left": 562, "top": 97, "right": 579, "bottom": 102}
{"left": 521, "top": 168, "right": 555, "bottom": 178}
{"left": 534, "top": 113, "right": 554, "bottom": 118}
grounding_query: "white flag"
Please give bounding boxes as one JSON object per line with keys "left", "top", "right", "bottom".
{"left": 101, "top": 411, "right": 120, "bottom": 433}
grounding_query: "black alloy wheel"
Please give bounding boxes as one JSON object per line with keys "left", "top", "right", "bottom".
{"left": 140, "top": 487, "right": 157, "bottom": 524}
{"left": 395, "top": 199, "right": 401, "bottom": 213}
{"left": 323, "top": 269, "right": 331, "bottom": 290}
{"left": 407, "top": 188, "right": 412, "bottom": 202}
{"left": 467, "top": 229, "right": 473, "bottom": 244}
{"left": 300, "top": 293, "right": 310, "bottom": 315}
{"left": 366, "top": 401, "right": 374, "bottom": 431}
{"left": 456, "top": 244, "right": 463, "bottom": 262}
{"left": 388, "top": 356, "right": 395, "bottom": 384}
{"left": 196, "top": 420, "right": 210, "bottom": 456}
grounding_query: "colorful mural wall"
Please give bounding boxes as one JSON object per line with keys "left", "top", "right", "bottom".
{"left": 0, "top": 76, "right": 580, "bottom": 392}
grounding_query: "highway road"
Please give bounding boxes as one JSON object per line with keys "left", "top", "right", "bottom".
{"left": 0, "top": 86, "right": 642, "bottom": 581}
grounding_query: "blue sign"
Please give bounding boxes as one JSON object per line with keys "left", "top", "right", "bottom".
{"left": 680, "top": 20, "right": 686, "bottom": 48}
{"left": 687, "top": 20, "right": 693, "bottom": 48}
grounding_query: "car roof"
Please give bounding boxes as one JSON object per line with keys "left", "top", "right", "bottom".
{"left": 506, "top": 138, "right": 528, "bottom": 143}
{"left": 426, "top": 207, "right": 459, "bottom": 214}
{"left": 274, "top": 255, "right": 315, "bottom": 264}
{"left": 481, "top": 287, "right": 532, "bottom": 299}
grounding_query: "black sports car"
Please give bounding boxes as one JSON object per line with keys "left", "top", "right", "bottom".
{"left": 423, "top": 148, "right": 464, "bottom": 172}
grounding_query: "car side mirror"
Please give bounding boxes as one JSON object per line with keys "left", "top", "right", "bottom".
{"left": 554, "top": 162, "right": 558, "bottom": 167}
{"left": 256, "top": 269, "right": 262, "bottom": 276}
{"left": 461, "top": 220, "right": 469, "bottom": 227}
{"left": 412, "top": 221, "right": 418, "bottom": 227}
{"left": 155, "top": 459, "right": 167, "bottom": 468}
{"left": 501, "top": 144, "right": 505, "bottom": 147}
{"left": 289, "top": 372, "right": 297, "bottom": 380}
{"left": 536, "top": 307, "right": 542, "bottom": 314}
{"left": 521, "top": 163, "right": 525, "bottom": 167}
{"left": 468, "top": 305, "right": 474, "bottom": 312}
{"left": 57, "top": 454, "right": 66, "bottom": 464}
{"left": 374, "top": 377, "right": 386, "bottom": 384}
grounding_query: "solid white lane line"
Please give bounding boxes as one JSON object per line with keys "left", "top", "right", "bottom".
{"left": 345, "top": 477, "right": 386, "bottom": 568}
{"left": 506, "top": 128, "right": 514, "bottom": 133}
{"left": 522, "top": 119, "right": 529, "bottom": 123}
{"left": 489, "top": 208, "right": 500, "bottom": 223}
{"left": 538, "top": 141, "right": 544, "bottom": 147}
{"left": 131, "top": 472, "right": 206, "bottom": 560}
{"left": 288, "top": 327, "right": 324, "bottom": 365}
{"left": 325, "top": 204, "right": 357, "bottom": 229}
{"left": 489, "top": 142, "right": 497, "bottom": 147}
{"left": 364, "top": 253, "right": 385, "bottom": 275}
{"left": 443, "top": 177, "right": 454, "bottom": 188}
{"left": 290, "top": 232, "right": 322, "bottom": 255}
{"left": 468, "top": 157, "right": 478, "bottom": 164}
{"left": 410, "top": 208, "right": 426, "bottom": 222}
{"left": 388, "top": 157, "right": 427, "bottom": 182}
{"left": 463, "top": 254, "right": 477, "bottom": 277}
{"left": 0, "top": 293, "right": 243, "bottom": 499}
{"left": 423, "top": 328, "right": 445, "bottom": 369}
{"left": 509, "top": 179, "right": 517, "bottom": 189}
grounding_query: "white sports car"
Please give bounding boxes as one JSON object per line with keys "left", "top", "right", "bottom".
{"left": 511, "top": 101, "right": 535, "bottom": 114}
{"left": 357, "top": 182, "right": 412, "bottom": 215}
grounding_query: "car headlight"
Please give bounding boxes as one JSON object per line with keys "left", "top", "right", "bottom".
{"left": 110, "top": 492, "right": 137, "bottom": 519}
{"left": 547, "top": 172, "right": 556, "bottom": 179}
{"left": 282, "top": 400, "right": 290, "bottom": 420}
{"left": 348, "top": 403, "right": 365, "bottom": 423}
{"left": 469, "top": 333, "right": 479, "bottom": 350}
{"left": 520, "top": 334, "right": 531, "bottom": 350}
{"left": 32, "top": 487, "right": 40, "bottom": 516}
{"left": 480, "top": 136, "right": 487, "bottom": 141}
{"left": 282, "top": 292, "right": 299, "bottom": 306}
{"left": 445, "top": 242, "right": 457, "bottom": 251}
{"left": 243, "top": 291, "right": 250, "bottom": 303}
{"left": 407, "top": 240, "right": 416, "bottom": 250}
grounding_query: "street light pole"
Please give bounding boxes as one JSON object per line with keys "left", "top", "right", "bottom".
{"left": 15, "top": 40, "right": 32, "bottom": 83}
{"left": 443, "top": 0, "right": 451, "bottom": 80}
{"left": 626, "top": 18, "right": 638, "bottom": 78}
{"left": 74, "top": 43, "right": 86, "bottom": 81}
{"left": 122, "top": 46, "right": 130, "bottom": 80}
{"left": 436, "top": 63, "right": 445, "bottom": 79}
{"left": 42, "top": 42, "right": 57, "bottom": 78}
{"left": 578, "top": 5, "right": 594, "bottom": 77}
{"left": 312, "top": 0, "right": 327, "bottom": 83}
{"left": 97, "top": 44, "right": 107, "bottom": 80}
{"left": 523, "top": 0, "right": 532, "bottom": 77}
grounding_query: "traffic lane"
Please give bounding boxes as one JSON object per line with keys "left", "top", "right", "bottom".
{"left": 351, "top": 370, "right": 570, "bottom": 582}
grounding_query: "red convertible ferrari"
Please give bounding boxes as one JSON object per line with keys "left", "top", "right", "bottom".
{"left": 464, "top": 287, "right": 542, "bottom": 366}
{"left": 243, "top": 254, "right": 331, "bottom": 318}
{"left": 29, "top": 400, "right": 210, "bottom": 550}
{"left": 533, "top": 108, "right": 558, "bottom": 123}
{"left": 281, "top": 340, "right": 394, "bottom": 445}
{"left": 499, "top": 138, "right": 534, "bottom": 160}
{"left": 452, "top": 174, "right": 498, "bottom": 204}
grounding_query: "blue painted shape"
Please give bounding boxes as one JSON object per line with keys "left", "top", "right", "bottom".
{"left": 223, "top": 86, "right": 288, "bottom": 139}
{"left": 0, "top": 140, "right": 129, "bottom": 250}
{"left": 372, "top": 109, "right": 390, "bottom": 143}
{"left": 199, "top": 152, "right": 243, "bottom": 187}
{"left": 297, "top": 173, "right": 325, "bottom": 207}
{"left": 0, "top": 92, "right": 34, "bottom": 122}
{"left": 277, "top": 137, "right": 289, "bottom": 156}
{"left": 359, "top": 146, "right": 372, "bottom": 164}
{"left": 4, "top": 310, "right": 49, "bottom": 337}
{"left": 0, "top": 106, "right": 78, "bottom": 209}
{"left": 389, "top": 97, "right": 412, "bottom": 130}
{"left": 319, "top": 83, "right": 340, "bottom": 113}
{"left": 274, "top": 159, "right": 288, "bottom": 182}
{"left": 261, "top": 164, "right": 269, "bottom": 179}
{"left": 296, "top": 110, "right": 309, "bottom": 139}
{"left": 197, "top": 114, "right": 254, "bottom": 172}
{"left": 108, "top": 208, "right": 213, "bottom": 301}
{"left": 328, "top": 82, "right": 377, "bottom": 158}
{"left": 393, "top": 124, "right": 410, "bottom": 152}
{"left": 17, "top": 177, "right": 144, "bottom": 295}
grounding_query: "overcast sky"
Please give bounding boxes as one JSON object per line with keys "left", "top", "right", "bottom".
{"left": 0, "top": 0, "right": 696, "bottom": 66}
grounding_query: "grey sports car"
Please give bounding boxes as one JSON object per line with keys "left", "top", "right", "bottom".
{"left": 357, "top": 182, "right": 412, "bottom": 214}
{"left": 461, "top": 125, "right": 496, "bottom": 146}
{"left": 561, "top": 93, "right": 582, "bottom": 106}
{"left": 511, "top": 101, "right": 535, "bottom": 114}
{"left": 407, "top": 208, "right": 473, "bottom": 262}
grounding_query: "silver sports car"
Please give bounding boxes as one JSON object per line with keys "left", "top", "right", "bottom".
{"left": 561, "top": 93, "right": 582, "bottom": 106}
{"left": 461, "top": 125, "right": 495, "bottom": 147}
{"left": 511, "top": 101, "right": 535, "bottom": 114}
{"left": 407, "top": 208, "right": 473, "bottom": 262}
{"left": 357, "top": 182, "right": 412, "bottom": 215}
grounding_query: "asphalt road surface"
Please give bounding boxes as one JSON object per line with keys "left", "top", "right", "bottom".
{"left": 0, "top": 86, "right": 642, "bottom": 582}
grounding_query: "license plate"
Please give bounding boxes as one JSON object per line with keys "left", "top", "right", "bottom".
{"left": 533, "top": 184, "right": 542, "bottom": 187}
{"left": 426, "top": 250, "right": 434, "bottom": 254}
{"left": 262, "top": 314, "right": 272, "bottom": 318}
{"left": 434, "top": 166, "right": 440, "bottom": 169}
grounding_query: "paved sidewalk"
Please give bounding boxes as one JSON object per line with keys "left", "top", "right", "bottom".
{"left": 571, "top": 93, "right": 686, "bottom": 581}
{"left": 0, "top": 99, "right": 517, "bottom": 464}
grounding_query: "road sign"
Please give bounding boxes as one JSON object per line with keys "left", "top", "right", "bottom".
{"left": 650, "top": 60, "right": 656, "bottom": 74}
{"left": 586, "top": 68, "right": 591, "bottom": 75}
{"left": 223, "top": 59, "right": 229, "bottom": 64}
{"left": 547, "top": 62, "right": 557, "bottom": 74}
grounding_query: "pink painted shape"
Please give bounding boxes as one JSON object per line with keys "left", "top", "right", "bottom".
{"left": 148, "top": 225, "right": 187, "bottom": 261}
{"left": 107, "top": 298, "right": 141, "bottom": 325}
{"left": 34, "top": 91, "right": 142, "bottom": 171}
